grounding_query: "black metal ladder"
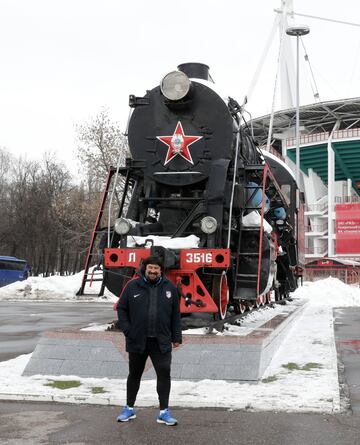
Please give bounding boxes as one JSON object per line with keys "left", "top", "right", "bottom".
{"left": 234, "top": 164, "right": 269, "bottom": 297}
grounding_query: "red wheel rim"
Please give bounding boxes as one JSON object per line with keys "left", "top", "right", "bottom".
{"left": 266, "top": 291, "right": 272, "bottom": 304}
{"left": 219, "top": 272, "right": 229, "bottom": 319}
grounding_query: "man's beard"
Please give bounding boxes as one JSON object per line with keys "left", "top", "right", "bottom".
{"left": 146, "top": 273, "right": 160, "bottom": 282}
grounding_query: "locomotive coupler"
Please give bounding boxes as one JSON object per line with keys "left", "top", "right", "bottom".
{"left": 185, "top": 298, "right": 206, "bottom": 308}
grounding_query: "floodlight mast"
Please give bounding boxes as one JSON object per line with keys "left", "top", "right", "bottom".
{"left": 286, "top": 24, "right": 310, "bottom": 189}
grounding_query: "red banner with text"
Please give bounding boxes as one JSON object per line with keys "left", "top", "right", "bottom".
{"left": 336, "top": 203, "right": 360, "bottom": 254}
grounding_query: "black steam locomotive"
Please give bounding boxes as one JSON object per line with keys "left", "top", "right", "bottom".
{"left": 103, "top": 63, "right": 302, "bottom": 319}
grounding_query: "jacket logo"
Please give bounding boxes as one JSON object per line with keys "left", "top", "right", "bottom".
{"left": 166, "top": 291, "right": 172, "bottom": 299}
{"left": 133, "top": 293, "right": 141, "bottom": 298}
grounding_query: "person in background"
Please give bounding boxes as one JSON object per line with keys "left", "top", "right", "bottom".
{"left": 116, "top": 255, "right": 182, "bottom": 426}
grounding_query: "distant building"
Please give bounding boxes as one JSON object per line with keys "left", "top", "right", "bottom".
{"left": 250, "top": 97, "right": 360, "bottom": 272}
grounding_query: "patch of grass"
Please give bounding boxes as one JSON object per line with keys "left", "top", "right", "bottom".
{"left": 282, "top": 362, "right": 301, "bottom": 371}
{"left": 91, "top": 386, "right": 107, "bottom": 394}
{"left": 262, "top": 375, "right": 278, "bottom": 383}
{"left": 45, "top": 380, "right": 81, "bottom": 390}
{"left": 301, "top": 362, "right": 323, "bottom": 371}
{"left": 281, "top": 362, "right": 323, "bottom": 372}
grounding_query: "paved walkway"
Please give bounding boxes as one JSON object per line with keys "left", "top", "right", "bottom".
{"left": 0, "top": 301, "right": 113, "bottom": 362}
{"left": 334, "top": 307, "right": 360, "bottom": 414}
{"left": 0, "top": 401, "right": 359, "bottom": 445}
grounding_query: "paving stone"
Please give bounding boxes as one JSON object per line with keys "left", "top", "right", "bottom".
{"left": 59, "top": 360, "right": 104, "bottom": 377}
{"left": 41, "top": 338, "right": 82, "bottom": 346}
{"left": 35, "top": 346, "right": 90, "bottom": 360}
{"left": 179, "top": 343, "right": 204, "bottom": 351}
{"left": 180, "top": 364, "right": 225, "bottom": 380}
{"left": 30, "top": 344, "right": 51, "bottom": 358}
{"left": 222, "top": 364, "right": 259, "bottom": 381}
{"left": 199, "top": 349, "right": 259, "bottom": 366}
{"left": 99, "top": 361, "right": 129, "bottom": 378}
{"left": 22, "top": 358, "right": 63, "bottom": 376}
{"left": 172, "top": 349, "right": 201, "bottom": 365}
{"left": 204, "top": 343, "right": 260, "bottom": 351}
{"left": 78, "top": 340, "right": 116, "bottom": 349}
{"left": 88, "top": 347, "right": 122, "bottom": 362}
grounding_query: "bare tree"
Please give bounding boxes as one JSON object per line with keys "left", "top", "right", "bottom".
{"left": 75, "top": 108, "right": 132, "bottom": 239}
{"left": 0, "top": 151, "right": 94, "bottom": 276}
{"left": 0, "top": 110, "right": 131, "bottom": 277}
{"left": 76, "top": 108, "right": 129, "bottom": 195}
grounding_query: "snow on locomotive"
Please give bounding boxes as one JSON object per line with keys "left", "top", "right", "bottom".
{"left": 103, "top": 63, "right": 302, "bottom": 319}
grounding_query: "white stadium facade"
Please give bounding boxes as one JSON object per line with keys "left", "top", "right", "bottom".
{"left": 251, "top": 98, "right": 360, "bottom": 282}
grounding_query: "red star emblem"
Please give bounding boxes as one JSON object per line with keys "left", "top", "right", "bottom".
{"left": 156, "top": 121, "right": 203, "bottom": 165}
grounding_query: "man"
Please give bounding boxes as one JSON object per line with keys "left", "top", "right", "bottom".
{"left": 116, "top": 255, "right": 182, "bottom": 426}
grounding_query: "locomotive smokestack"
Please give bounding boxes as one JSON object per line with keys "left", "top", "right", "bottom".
{"left": 177, "top": 63, "right": 210, "bottom": 81}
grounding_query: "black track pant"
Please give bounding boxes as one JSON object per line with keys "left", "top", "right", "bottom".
{"left": 127, "top": 338, "right": 171, "bottom": 410}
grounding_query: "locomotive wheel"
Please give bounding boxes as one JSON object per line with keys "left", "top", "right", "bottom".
{"left": 238, "top": 301, "right": 246, "bottom": 314}
{"left": 266, "top": 291, "right": 272, "bottom": 304}
{"left": 246, "top": 301, "right": 254, "bottom": 311}
{"left": 212, "top": 272, "right": 229, "bottom": 320}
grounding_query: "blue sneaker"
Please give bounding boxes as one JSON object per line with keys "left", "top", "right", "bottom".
{"left": 117, "top": 405, "right": 136, "bottom": 422}
{"left": 157, "top": 408, "right": 177, "bottom": 426}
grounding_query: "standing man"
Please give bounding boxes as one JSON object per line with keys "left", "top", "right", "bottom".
{"left": 116, "top": 255, "right": 182, "bottom": 426}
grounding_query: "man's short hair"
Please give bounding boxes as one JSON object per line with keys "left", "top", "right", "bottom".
{"left": 142, "top": 256, "right": 164, "bottom": 271}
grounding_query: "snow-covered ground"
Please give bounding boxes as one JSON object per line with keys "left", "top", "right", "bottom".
{"left": 1, "top": 276, "right": 360, "bottom": 413}
{"left": 0, "top": 269, "right": 117, "bottom": 302}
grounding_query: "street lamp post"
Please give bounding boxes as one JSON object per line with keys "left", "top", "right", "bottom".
{"left": 286, "top": 25, "right": 310, "bottom": 188}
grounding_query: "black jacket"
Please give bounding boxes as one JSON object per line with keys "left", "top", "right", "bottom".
{"left": 117, "top": 275, "right": 182, "bottom": 353}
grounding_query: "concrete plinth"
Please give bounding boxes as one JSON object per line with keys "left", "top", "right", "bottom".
{"left": 23, "top": 301, "right": 305, "bottom": 382}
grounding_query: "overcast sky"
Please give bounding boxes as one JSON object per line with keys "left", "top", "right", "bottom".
{"left": 1, "top": 0, "right": 359, "bottom": 171}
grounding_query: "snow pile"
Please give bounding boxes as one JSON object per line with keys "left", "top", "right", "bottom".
{"left": 126, "top": 234, "right": 199, "bottom": 249}
{"left": 0, "top": 269, "right": 117, "bottom": 302}
{"left": 242, "top": 211, "right": 272, "bottom": 234}
{"left": 294, "top": 276, "right": 360, "bottom": 307}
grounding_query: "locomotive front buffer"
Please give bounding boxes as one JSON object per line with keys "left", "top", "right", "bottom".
{"left": 104, "top": 246, "right": 230, "bottom": 316}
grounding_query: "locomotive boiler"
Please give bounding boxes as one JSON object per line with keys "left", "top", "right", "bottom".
{"left": 103, "top": 63, "right": 302, "bottom": 320}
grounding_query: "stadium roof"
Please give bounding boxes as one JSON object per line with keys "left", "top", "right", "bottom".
{"left": 250, "top": 97, "right": 360, "bottom": 146}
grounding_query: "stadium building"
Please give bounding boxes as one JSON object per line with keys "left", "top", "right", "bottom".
{"left": 251, "top": 98, "right": 360, "bottom": 282}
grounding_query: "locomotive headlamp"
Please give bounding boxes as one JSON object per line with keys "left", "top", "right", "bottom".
{"left": 200, "top": 216, "right": 218, "bottom": 234}
{"left": 114, "top": 217, "right": 132, "bottom": 235}
{"left": 160, "top": 70, "right": 191, "bottom": 101}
